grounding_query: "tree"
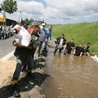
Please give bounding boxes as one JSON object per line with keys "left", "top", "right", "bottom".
{"left": 1, "top": 0, "right": 17, "bottom": 14}
{"left": 0, "top": 0, "right": 17, "bottom": 28}
{"left": 24, "top": 18, "right": 33, "bottom": 25}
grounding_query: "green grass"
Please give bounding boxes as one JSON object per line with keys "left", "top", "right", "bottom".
{"left": 52, "top": 21, "right": 98, "bottom": 56}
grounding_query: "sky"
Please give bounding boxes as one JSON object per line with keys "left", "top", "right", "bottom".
{"left": 0, "top": 0, "right": 98, "bottom": 24}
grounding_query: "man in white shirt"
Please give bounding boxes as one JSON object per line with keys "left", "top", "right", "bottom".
{"left": 54, "top": 34, "right": 66, "bottom": 54}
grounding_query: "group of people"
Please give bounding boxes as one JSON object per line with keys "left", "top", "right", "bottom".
{"left": 54, "top": 34, "right": 90, "bottom": 57}
{"left": 38, "top": 22, "right": 52, "bottom": 56}
{"left": 9, "top": 20, "right": 91, "bottom": 97}
{"left": 11, "top": 20, "right": 52, "bottom": 97}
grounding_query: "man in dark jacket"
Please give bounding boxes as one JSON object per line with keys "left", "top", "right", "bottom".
{"left": 54, "top": 34, "right": 66, "bottom": 54}
{"left": 11, "top": 21, "right": 40, "bottom": 97}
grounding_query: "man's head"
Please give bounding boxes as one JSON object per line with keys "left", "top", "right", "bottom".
{"left": 40, "top": 22, "right": 46, "bottom": 28}
{"left": 87, "top": 43, "right": 90, "bottom": 48}
{"left": 30, "top": 21, "right": 41, "bottom": 35}
{"left": 70, "top": 39, "right": 74, "bottom": 43}
{"left": 87, "top": 43, "right": 90, "bottom": 46}
{"left": 79, "top": 43, "right": 83, "bottom": 47}
{"left": 61, "top": 34, "right": 65, "bottom": 38}
{"left": 48, "top": 25, "right": 52, "bottom": 30}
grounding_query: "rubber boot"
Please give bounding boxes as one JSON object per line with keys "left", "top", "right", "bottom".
{"left": 11, "top": 80, "right": 21, "bottom": 97}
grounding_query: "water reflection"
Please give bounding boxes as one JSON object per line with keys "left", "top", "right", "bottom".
{"left": 41, "top": 49, "right": 98, "bottom": 98}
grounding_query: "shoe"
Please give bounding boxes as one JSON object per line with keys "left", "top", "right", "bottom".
{"left": 11, "top": 83, "right": 21, "bottom": 97}
{"left": 27, "top": 72, "right": 32, "bottom": 77}
{"left": 12, "top": 90, "right": 21, "bottom": 97}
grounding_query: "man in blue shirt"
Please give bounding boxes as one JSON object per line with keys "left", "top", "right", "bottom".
{"left": 42, "top": 25, "right": 52, "bottom": 53}
{"left": 45, "top": 25, "right": 52, "bottom": 40}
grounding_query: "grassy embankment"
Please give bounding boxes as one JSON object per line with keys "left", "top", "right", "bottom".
{"left": 52, "top": 21, "right": 98, "bottom": 56}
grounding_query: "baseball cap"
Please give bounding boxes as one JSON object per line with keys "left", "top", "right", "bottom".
{"left": 41, "top": 22, "right": 46, "bottom": 26}
{"left": 30, "top": 21, "right": 42, "bottom": 27}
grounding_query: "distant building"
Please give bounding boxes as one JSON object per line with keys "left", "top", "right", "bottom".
{"left": 0, "top": 12, "right": 5, "bottom": 22}
{"left": 0, "top": 11, "right": 17, "bottom": 26}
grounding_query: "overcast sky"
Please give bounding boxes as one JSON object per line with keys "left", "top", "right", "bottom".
{"left": 0, "top": 0, "right": 98, "bottom": 24}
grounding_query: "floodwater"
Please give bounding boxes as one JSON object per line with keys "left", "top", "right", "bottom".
{"left": 41, "top": 48, "right": 98, "bottom": 98}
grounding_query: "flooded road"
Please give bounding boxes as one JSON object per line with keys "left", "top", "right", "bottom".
{"left": 41, "top": 48, "right": 98, "bottom": 98}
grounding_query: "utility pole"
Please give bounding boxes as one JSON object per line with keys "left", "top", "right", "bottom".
{"left": 19, "top": 11, "right": 22, "bottom": 23}
{"left": 3, "top": 9, "right": 6, "bottom": 30}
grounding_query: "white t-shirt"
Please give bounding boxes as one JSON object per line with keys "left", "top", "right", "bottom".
{"left": 58, "top": 38, "right": 63, "bottom": 48}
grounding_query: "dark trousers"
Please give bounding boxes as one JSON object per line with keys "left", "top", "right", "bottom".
{"left": 13, "top": 56, "right": 34, "bottom": 80}
{"left": 38, "top": 41, "right": 43, "bottom": 54}
{"left": 54, "top": 46, "right": 63, "bottom": 54}
{"left": 64, "top": 48, "right": 72, "bottom": 54}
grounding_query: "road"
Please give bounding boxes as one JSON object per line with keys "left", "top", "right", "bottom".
{"left": 0, "top": 37, "right": 15, "bottom": 59}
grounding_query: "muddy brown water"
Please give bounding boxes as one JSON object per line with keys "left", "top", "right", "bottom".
{"left": 41, "top": 48, "right": 98, "bottom": 98}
